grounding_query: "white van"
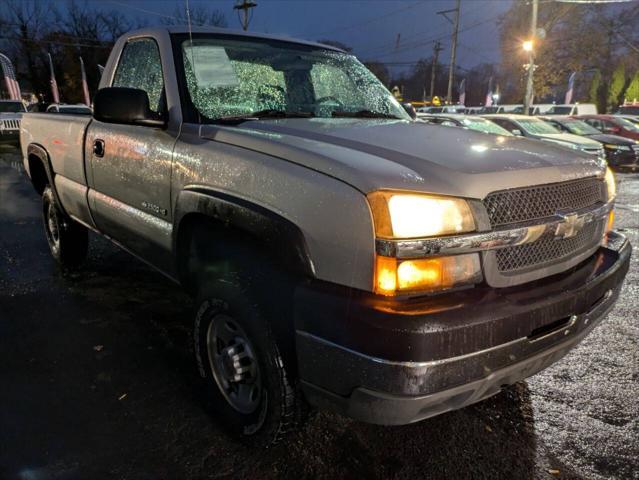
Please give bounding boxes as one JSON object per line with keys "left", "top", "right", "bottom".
{"left": 546, "top": 104, "right": 598, "bottom": 115}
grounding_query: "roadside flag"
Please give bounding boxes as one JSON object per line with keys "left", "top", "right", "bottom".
{"left": 485, "top": 76, "right": 493, "bottom": 107}
{"left": 48, "top": 53, "right": 60, "bottom": 104}
{"left": 80, "top": 57, "right": 90, "bottom": 106}
{"left": 459, "top": 78, "right": 466, "bottom": 106}
{"left": 565, "top": 72, "right": 576, "bottom": 105}
{"left": 0, "top": 53, "right": 20, "bottom": 100}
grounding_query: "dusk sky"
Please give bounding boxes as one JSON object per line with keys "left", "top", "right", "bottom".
{"left": 95, "top": 0, "right": 513, "bottom": 73}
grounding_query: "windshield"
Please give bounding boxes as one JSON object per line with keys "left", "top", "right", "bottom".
{"left": 617, "top": 106, "right": 639, "bottom": 115}
{"left": 615, "top": 117, "right": 639, "bottom": 132}
{"left": 548, "top": 106, "right": 573, "bottom": 115}
{"left": 0, "top": 101, "right": 25, "bottom": 113}
{"left": 557, "top": 119, "right": 600, "bottom": 135}
{"left": 518, "top": 118, "right": 561, "bottom": 135}
{"left": 59, "top": 107, "right": 92, "bottom": 114}
{"left": 177, "top": 36, "right": 409, "bottom": 122}
{"left": 460, "top": 118, "right": 512, "bottom": 136}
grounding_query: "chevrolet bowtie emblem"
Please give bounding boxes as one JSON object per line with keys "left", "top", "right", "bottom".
{"left": 555, "top": 213, "right": 586, "bottom": 239}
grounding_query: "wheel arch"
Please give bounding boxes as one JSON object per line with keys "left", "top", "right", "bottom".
{"left": 25, "top": 144, "right": 68, "bottom": 215}
{"left": 173, "top": 188, "right": 315, "bottom": 294}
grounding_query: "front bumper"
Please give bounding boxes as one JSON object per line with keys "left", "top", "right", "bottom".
{"left": 606, "top": 149, "right": 639, "bottom": 170}
{"left": 295, "top": 231, "right": 631, "bottom": 425}
{"left": 0, "top": 130, "right": 19, "bottom": 145}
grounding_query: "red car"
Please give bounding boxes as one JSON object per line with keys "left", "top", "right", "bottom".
{"left": 575, "top": 114, "right": 639, "bottom": 141}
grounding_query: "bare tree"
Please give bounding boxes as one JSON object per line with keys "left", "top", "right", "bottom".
{"left": 162, "top": 3, "right": 227, "bottom": 28}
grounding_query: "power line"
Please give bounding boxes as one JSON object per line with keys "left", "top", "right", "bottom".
{"left": 360, "top": 13, "right": 503, "bottom": 62}
{"left": 294, "top": 1, "right": 423, "bottom": 38}
{"left": 234, "top": 0, "right": 257, "bottom": 31}
{"left": 104, "top": 1, "right": 177, "bottom": 21}
{"left": 355, "top": 2, "right": 498, "bottom": 58}
{"left": 437, "top": 0, "right": 461, "bottom": 103}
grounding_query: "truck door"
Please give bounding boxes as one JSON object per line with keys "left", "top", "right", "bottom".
{"left": 86, "top": 37, "right": 175, "bottom": 271}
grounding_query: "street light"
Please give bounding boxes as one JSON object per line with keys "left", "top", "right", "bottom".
{"left": 522, "top": 40, "right": 533, "bottom": 52}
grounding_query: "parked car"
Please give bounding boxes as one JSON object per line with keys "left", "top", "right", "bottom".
{"left": 479, "top": 104, "right": 521, "bottom": 114}
{"left": 462, "top": 106, "right": 484, "bottom": 115}
{"left": 0, "top": 99, "right": 25, "bottom": 146}
{"left": 46, "top": 103, "right": 93, "bottom": 115}
{"left": 418, "top": 113, "right": 513, "bottom": 136}
{"left": 483, "top": 114, "right": 605, "bottom": 156}
{"left": 615, "top": 104, "right": 639, "bottom": 116}
{"left": 578, "top": 114, "right": 639, "bottom": 141}
{"left": 509, "top": 104, "right": 555, "bottom": 115}
{"left": 20, "top": 26, "right": 630, "bottom": 445}
{"left": 541, "top": 116, "right": 639, "bottom": 171}
{"left": 545, "top": 104, "right": 598, "bottom": 116}
{"left": 614, "top": 114, "right": 639, "bottom": 126}
{"left": 416, "top": 105, "right": 464, "bottom": 114}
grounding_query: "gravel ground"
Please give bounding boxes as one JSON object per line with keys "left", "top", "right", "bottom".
{"left": 0, "top": 146, "right": 637, "bottom": 480}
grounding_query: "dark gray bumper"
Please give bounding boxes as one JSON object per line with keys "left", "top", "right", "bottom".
{"left": 0, "top": 130, "right": 19, "bottom": 145}
{"left": 296, "top": 232, "right": 631, "bottom": 425}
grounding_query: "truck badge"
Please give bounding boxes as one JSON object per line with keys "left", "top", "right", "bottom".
{"left": 555, "top": 213, "right": 586, "bottom": 240}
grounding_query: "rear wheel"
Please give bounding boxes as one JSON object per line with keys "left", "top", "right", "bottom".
{"left": 194, "top": 272, "right": 304, "bottom": 446}
{"left": 42, "top": 186, "right": 88, "bottom": 269}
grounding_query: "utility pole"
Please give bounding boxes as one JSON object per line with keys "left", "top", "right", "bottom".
{"left": 234, "top": 0, "right": 257, "bottom": 31}
{"left": 523, "top": 0, "right": 538, "bottom": 115}
{"left": 437, "top": 0, "right": 461, "bottom": 104}
{"left": 429, "top": 41, "right": 443, "bottom": 100}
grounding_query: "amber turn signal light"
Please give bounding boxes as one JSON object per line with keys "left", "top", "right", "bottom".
{"left": 374, "top": 253, "right": 482, "bottom": 296}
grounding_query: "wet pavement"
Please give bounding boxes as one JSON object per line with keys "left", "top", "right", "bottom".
{"left": 0, "top": 145, "right": 637, "bottom": 480}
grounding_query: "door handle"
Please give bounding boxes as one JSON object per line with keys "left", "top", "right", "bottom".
{"left": 93, "top": 139, "right": 105, "bottom": 157}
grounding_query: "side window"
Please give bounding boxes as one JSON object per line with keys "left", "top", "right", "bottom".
{"left": 492, "top": 119, "right": 514, "bottom": 132}
{"left": 585, "top": 119, "right": 600, "bottom": 130}
{"left": 112, "top": 38, "right": 164, "bottom": 114}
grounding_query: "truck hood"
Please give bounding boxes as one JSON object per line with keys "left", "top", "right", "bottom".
{"left": 536, "top": 132, "right": 602, "bottom": 148}
{"left": 202, "top": 118, "right": 606, "bottom": 199}
{"left": 0, "top": 112, "right": 23, "bottom": 120}
{"left": 586, "top": 133, "right": 637, "bottom": 145}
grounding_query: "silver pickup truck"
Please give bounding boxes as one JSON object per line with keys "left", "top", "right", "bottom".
{"left": 20, "top": 26, "right": 631, "bottom": 445}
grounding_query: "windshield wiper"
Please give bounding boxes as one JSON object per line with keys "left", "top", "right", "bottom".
{"left": 213, "top": 109, "right": 315, "bottom": 125}
{"left": 331, "top": 109, "right": 401, "bottom": 119}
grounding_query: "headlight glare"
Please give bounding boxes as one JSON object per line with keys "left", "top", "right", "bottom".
{"left": 374, "top": 254, "right": 482, "bottom": 296}
{"left": 367, "top": 191, "right": 476, "bottom": 239}
{"left": 604, "top": 167, "right": 616, "bottom": 200}
{"left": 604, "top": 144, "right": 631, "bottom": 151}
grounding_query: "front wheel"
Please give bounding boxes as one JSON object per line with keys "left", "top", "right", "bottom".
{"left": 42, "top": 186, "right": 88, "bottom": 269}
{"left": 194, "top": 277, "right": 304, "bottom": 446}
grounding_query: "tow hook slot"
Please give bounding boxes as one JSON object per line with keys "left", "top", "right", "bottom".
{"left": 588, "top": 289, "right": 612, "bottom": 313}
{"left": 528, "top": 316, "right": 572, "bottom": 341}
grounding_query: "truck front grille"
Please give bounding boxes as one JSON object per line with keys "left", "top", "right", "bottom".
{"left": 495, "top": 219, "right": 605, "bottom": 272}
{"left": 484, "top": 177, "right": 606, "bottom": 227}
{"left": 1, "top": 119, "right": 20, "bottom": 131}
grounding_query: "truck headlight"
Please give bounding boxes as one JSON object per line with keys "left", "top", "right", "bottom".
{"left": 367, "top": 191, "right": 476, "bottom": 239}
{"left": 604, "top": 144, "right": 630, "bottom": 151}
{"left": 604, "top": 167, "right": 616, "bottom": 200}
{"left": 368, "top": 191, "right": 481, "bottom": 295}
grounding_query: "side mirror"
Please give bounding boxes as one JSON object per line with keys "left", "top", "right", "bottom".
{"left": 93, "top": 87, "right": 165, "bottom": 127}
{"left": 512, "top": 129, "right": 523, "bottom": 136}
{"left": 401, "top": 102, "right": 417, "bottom": 120}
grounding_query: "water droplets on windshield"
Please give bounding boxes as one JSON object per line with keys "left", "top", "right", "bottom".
{"left": 181, "top": 39, "right": 409, "bottom": 122}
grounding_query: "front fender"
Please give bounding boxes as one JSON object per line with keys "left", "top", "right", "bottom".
{"left": 173, "top": 188, "right": 315, "bottom": 280}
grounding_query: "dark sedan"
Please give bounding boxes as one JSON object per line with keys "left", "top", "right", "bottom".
{"left": 541, "top": 116, "right": 639, "bottom": 171}
{"left": 577, "top": 114, "right": 639, "bottom": 142}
